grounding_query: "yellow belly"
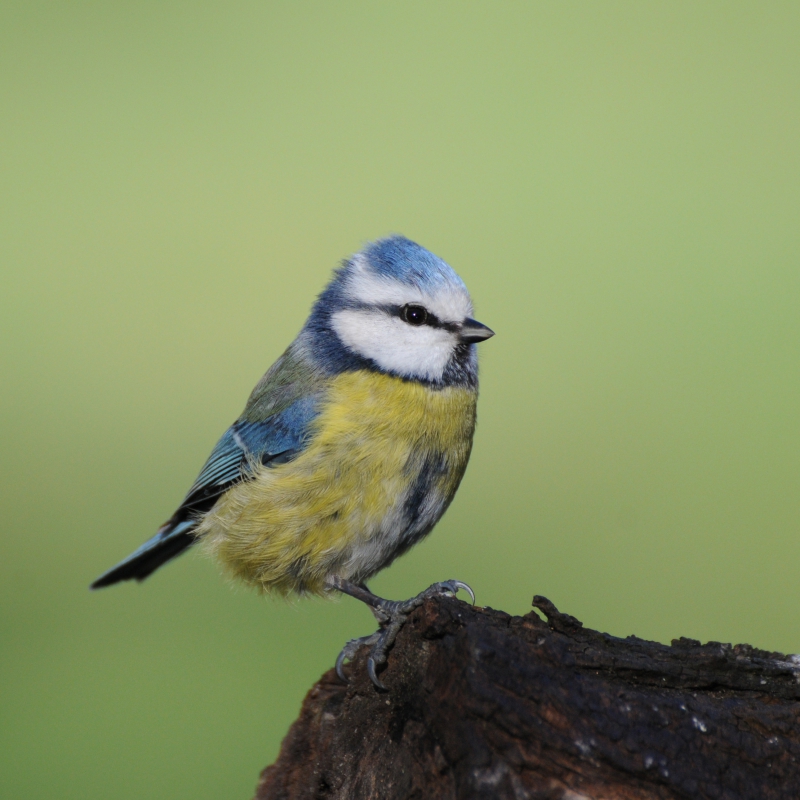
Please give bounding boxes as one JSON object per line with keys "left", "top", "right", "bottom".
{"left": 197, "top": 370, "right": 477, "bottom": 595}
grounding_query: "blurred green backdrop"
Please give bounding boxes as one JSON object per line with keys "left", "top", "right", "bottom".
{"left": 2, "top": 2, "right": 800, "bottom": 798}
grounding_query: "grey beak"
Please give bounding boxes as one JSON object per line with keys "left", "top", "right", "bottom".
{"left": 460, "top": 317, "right": 495, "bottom": 343}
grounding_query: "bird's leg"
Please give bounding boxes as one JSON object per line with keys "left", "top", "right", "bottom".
{"left": 328, "top": 575, "right": 475, "bottom": 690}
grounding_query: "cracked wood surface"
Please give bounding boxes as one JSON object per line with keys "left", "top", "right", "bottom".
{"left": 255, "top": 595, "right": 800, "bottom": 799}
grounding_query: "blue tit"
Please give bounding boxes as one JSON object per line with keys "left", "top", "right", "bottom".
{"left": 91, "top": 235, "right": 494, "bottom": 687}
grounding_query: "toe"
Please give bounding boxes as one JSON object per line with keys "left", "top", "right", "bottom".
{"left": 335, "top": 632, "right": 380, "bottom": 683}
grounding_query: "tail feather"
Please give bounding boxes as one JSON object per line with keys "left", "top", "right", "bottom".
{"left": 90, "top": 519, "right": 197, "bottom": 589}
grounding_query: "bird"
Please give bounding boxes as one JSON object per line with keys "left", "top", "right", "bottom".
{"left": 91, "top": 235, "right": 494, "bottom": 688}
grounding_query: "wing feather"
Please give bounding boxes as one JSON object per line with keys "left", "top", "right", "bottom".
{"left": 90, "top": 347, "right": 325, "bottom": 588}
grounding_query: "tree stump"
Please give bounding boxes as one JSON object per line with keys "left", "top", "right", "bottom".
{"left": 255, "top": 595, "right": 800, "bottom": 799}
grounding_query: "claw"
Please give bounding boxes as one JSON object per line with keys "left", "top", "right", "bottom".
{"left": 367, "top": 656, "right": 386, "bottom": 690}
{"left": 332, "top": 577, "right": 476, "bottom": 690}
{"left": 335, "top": 632, "right": 380, "bottom": 683}
{"left": 335, "top": 646, "right": 350, "bottom": 682}
{"left": 451, "top": 580, "right": 475, "bottom": 605}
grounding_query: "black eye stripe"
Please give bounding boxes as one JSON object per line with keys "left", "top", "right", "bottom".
{"left": 343, "top": 301, "right": 460, "bottom": 332}
{"left": 396, "top": 305, "right": 460, "bottom": 332}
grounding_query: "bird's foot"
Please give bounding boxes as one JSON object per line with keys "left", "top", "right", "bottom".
{"left": 333, "top": 579, "right": 474, "bottom": 690}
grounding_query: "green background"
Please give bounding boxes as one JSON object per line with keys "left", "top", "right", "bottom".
{"left": 2, "top": 3, "right": 799, "bottom": 798}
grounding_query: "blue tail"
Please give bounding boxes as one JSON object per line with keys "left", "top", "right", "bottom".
{"left": 90, "top": 519, "right": 197, "bottom": 589}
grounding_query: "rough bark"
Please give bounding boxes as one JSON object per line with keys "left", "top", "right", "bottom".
{"left": 255, "top": 595, "right": 800, "bottom": 800}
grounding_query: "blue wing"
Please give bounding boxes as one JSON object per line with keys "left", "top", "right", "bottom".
{"left": 90, "top": 392, "right": 320, "bottom": 588}
{"left": 181, "top": 393, "right": 319, "bottom": 510}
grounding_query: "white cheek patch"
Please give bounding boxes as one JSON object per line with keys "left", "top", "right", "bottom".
{"left": 347, "top": 255, "right": 473, "bottom": 323}
{"left": 331, "top": 309, "right": 456, "bottom": 381}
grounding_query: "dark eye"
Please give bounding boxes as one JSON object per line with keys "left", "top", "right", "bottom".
{"left": 401, "top": 304, "right": 428, "bottom": 326}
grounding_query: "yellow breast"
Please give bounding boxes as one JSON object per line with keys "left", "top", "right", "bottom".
{"left": 198, "top": 370, "right": 477, "bottom": 595}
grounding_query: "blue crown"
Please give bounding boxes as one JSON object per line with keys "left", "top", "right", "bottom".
{"left": 359, "top": 236, "right": 466, "bottom": 292}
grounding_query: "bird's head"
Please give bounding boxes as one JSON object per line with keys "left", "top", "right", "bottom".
{"left": 303, "top": 236, "right": 494, "bottom": 386}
